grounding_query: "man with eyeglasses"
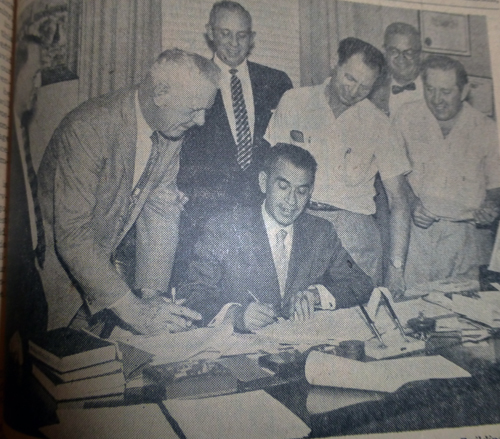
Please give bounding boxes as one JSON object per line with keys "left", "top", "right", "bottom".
{"left": 266, "top": 38, "right": 411, "bottom": 296}
{"left": 174, "top": 1, "right": 292, "bottom": 285}
{"left": 371, "top": 22, "right": 423, "bottom": 117}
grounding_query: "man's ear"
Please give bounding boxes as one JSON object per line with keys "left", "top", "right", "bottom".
{"left": 153, "top": 83, "right": 170, "bottom": 107}
{"left": 461, "top": 83, "right": 471, "bottom": 101}
{"left": 258, "top": 171, "right": 268, "bottom": 195}
{"left": 206, "top": 23, "right": 214, "bottom": 42}
{"left": 249, "top": 31, "right": 256, "bottom": 48}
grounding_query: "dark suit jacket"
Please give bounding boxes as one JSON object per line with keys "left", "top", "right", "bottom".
{"left": 179, "top": 206, "right": 374, "bottom": 324}
{"left": 38, "top": 87, "right": 184, "bottom": 329}
{"left": 177, "top": 61, "right": 293, "bottom": 214}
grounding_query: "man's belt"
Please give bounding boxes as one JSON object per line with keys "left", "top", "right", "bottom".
{"left": 308, "top": 201, "right": 341, "bottom": 212}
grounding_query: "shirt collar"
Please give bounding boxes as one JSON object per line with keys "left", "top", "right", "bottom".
{"left": 261, "top": 202, "right": 293, "bottom": 236}
{"left": 214, "top": 54, "right": 249, "bottom": 79}
{"left": 135, "top": 90, "right": 153, "bottom": 139}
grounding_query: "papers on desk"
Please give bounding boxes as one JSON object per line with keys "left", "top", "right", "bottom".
{"left": 163, "top": 390, "right": 310, "bottom": 439}
{"left": 405, "top": 278, "right": 480, "bottom": 297}
{"left": 40, "top": 404, "right": 178, "bottom": 439}
{"left": 254, "top": 297, "right": 451, "bottom": 348}
{"left": 304, "top": 351, "right": 471, "bottom": 393}
{"left": 425, "top": 291, "right": 500, "bottom": 328}
{"left": 111, "top": 324, "right": 295, "bottom": 365}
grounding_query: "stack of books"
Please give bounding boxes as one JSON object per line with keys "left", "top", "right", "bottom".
{"left": 28, "top": 328, "right": 125, "bottom": 402}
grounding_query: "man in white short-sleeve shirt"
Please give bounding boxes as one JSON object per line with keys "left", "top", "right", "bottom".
{"left": 266, "top": 37, "right": 411, "bottom": 295}
{"left": 392, "top": 55, "right": 500, "bottom": 287}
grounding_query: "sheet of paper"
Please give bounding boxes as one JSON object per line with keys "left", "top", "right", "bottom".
{"left": 111, "top": 325, "right": 234, "bottom": 363}
{"left": 305, "top": 351, "right": 471, "bottom": 393}
{"left": 425, "top": 292, "right": 500, "bottom": 327}
{"left": 39, "top": 404, "right": 178, "bottom": 439}
{"left": 255, "top": 308, "right": 374, "bottom": 345}
{"left": 255, "top": 297, "right": 451, "bottom": 346}
{"left": 163, "top": 390, "right": 310, "bottom": 439}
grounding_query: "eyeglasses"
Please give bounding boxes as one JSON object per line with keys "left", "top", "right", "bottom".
{"left": 385, "top": 47, "right": 420, "bottom": 60}
{"left": 212, "top": 27, "right": 252, "bottom": 41}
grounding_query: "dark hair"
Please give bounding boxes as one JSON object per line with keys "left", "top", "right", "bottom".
{"left": 14, "top": 34, "right": 43, "bottom": 80}
{"left": 421, "top": 55, "right": 468, "bottom": 91}
{"left": 384, "top": 22, "right": 421, "bottom": 50}
{"left": 337, "top": 37, "right": 386, "bottom": 75}
{"left": 263, "top": 143, "right": 317, "bottom": 181}
{"left": 208, "top": 1, "right": 252, "bottom": 28}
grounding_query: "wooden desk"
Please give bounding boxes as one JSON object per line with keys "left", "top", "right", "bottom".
{"left": 4, "top": 335, "right": 500, "bottom": 438}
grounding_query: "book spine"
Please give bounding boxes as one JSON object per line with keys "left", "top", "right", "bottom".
{"left": 33, "top": 365, "right": 125, "bottom": 401}
{"left": 28, "top": 341, "right": 63, "bottom": 370}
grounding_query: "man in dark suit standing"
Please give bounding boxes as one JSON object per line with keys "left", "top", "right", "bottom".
{"left": 37, "top": 49, "right": 217, "bottom": 335}
{"left": 179, "top": 144, "right": 373, "bottom": 331}
{"left": 174, "top": 1, "right": 293, "bottom": 283}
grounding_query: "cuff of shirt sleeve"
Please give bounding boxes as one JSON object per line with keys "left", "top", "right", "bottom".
{"left": 310, "top": 284, "right": 336, "bottom": 310}
{"left": 208, "top": 303, "right": 242, "bottom": 327}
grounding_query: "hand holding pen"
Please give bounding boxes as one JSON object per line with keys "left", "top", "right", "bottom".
{"left": 244, "top": 291, "right": 279, "bottom": 331}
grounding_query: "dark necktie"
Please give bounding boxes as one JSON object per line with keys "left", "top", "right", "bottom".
{"left": 230, "top": 68, "right": 252, "bottom": 170}
{"left": 392, "top": 82, "right": 416, "bottom": 95}
{"left": 20, "top": 114, "right": 45, "bottom": 269}
{"left": 129, "top": 131, "right": 161, "bottom": 216}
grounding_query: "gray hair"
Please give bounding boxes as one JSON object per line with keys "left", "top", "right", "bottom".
{"left": 208, "top": 1, "right": 252, "bottom": 29}
{"left": 150, "top": 48, "right": 220, "bottom": 89}
{"left": 384, "top": 22, "right": 421, "bottom": 51}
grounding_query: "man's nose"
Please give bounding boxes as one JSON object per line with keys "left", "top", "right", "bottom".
{"left": 285, "top": 190, "right": 297, "bottom": 206}
{"left": 229, "top": 32, "right": 238, "bottom": 46}
{"left": 350, "top": 83, "right": 360, "bottom": 98}
{"left": 431, "top": 91, "right": 442, "bottom": 105}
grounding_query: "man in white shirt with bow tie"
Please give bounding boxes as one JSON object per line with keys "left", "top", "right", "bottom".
{"left": 371, "top": 22, "right": 424, "bottom": 118}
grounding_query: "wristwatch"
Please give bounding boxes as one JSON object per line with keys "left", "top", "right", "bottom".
{"left": 390, "top": 258, "right": 404, "bottom": 269}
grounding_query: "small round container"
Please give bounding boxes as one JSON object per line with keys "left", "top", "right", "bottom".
{"left": 336, "top": 340, "right": 365, "bottom": 361}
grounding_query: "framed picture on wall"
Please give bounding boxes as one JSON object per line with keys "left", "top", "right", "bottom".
{"left": 18, "top": 0, "right": 81, "bottom": 86}
{"left": 420, "top": 11, "right": 471, "bottom": 56}
{"left": 467, "top": 75, "right": 494, "bottom": 117}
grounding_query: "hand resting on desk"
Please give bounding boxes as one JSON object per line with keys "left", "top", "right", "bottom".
{"left": 110, "top": 293, "right": 202, "bottom": 335}
{"left": 289, "top": 289, "right": 318, "bottom": 321}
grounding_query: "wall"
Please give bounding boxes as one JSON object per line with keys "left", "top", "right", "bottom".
{"left": 336, "top": 1, "right": 491, "bottom": 78}
{"left": 161, "top": 0, "right": 301, "bottom": 86}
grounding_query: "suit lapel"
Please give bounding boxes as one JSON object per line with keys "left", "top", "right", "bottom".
{"left": 119, "top": 89, "right": 138, "bottom": 191}
{"left": 116, "top": 93, "right": 182, "bottom": 245}
{"left": 246, "top": 208, "right": 281, "bottom": 304}
{"left": 284, "top": 213, "right": 313, "bottom": 300}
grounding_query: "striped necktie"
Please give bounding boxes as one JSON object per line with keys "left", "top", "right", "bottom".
{"left": 230, "top": 68, "right": 252, "bottom": 170}
{"left": 21, "top": 114, "right": 45, "bottom": 269}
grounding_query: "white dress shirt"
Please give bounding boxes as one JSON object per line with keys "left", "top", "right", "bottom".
{"left": 261, "top": 204, "right": 336, "bottom": 309}
{"left": 214, "top": 55, "right": 255, "bottom": 143}
{"left": 389, "top": 75, "right": 424, "bottom": 118}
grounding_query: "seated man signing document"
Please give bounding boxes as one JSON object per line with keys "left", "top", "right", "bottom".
{"left": 178, "top": 143, "right": 373, "bottom": 331}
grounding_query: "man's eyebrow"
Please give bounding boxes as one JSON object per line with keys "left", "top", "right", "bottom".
{"left": 276, "top": 176, "right": 291, "bottom": 185}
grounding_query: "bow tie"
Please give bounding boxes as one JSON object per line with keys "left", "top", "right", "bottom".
{"left": 392, "top": 82, "right": 416, "bottom": 95}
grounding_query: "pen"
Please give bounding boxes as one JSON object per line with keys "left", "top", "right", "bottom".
{"left": 247, "top": 290, "right": 279, "bottom": 323}
{"left": 352, "top": 290, "right": 386, "bottom": 348}
{"left": 380, "top": 292, "right": 409, "bottom": 342}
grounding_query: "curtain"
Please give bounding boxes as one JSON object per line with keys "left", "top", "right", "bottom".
{"left": 298, "top": 0, "right": 340, "bottom": 87}
{"left": 78, "top": 0, "right": 162, "bottom": 102}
